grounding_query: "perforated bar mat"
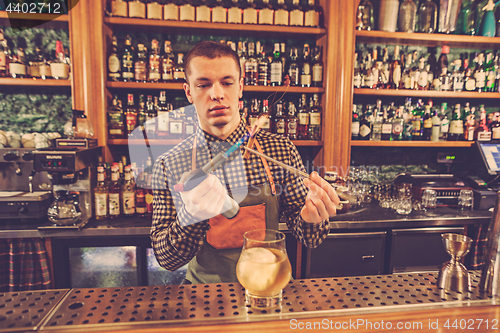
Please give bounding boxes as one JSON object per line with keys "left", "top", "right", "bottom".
{"left": 0, "top": 289, "right": 69, "bottom": 332}
{"left": 38, "top": 272, "right": 493, "bottom": 331}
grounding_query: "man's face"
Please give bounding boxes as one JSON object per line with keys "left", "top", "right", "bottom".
{"left": 183, "top": 56, "right": 243, "bottom": 138}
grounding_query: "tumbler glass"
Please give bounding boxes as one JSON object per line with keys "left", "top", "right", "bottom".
{"left": 422, "top": 189, "right": 437, "bottom": 210}
{"left": 458, "top": 189, "right": 473, "bottom": 211}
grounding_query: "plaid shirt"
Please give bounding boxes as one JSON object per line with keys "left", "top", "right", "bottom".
{"left": 151, "top": 120, "right": 329, "bottom": 271}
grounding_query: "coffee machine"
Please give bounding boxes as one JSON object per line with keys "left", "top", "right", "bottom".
{"left": 33, "top": 147, "right": 102, "bottom": 229}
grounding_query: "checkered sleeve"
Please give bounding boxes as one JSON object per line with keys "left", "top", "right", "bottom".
{"left": 150, "top": 156, "right": 210, "bottom": 271}
{"left": 280, "top": 140, "right": 329, "bottom": 248}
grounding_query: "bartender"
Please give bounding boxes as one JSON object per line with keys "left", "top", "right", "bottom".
{"left": 151, "top": 41, "right": 339, "bottom": 284}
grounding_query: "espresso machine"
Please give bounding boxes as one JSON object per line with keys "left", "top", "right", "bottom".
{"left": 33, "top": 147, "right": 101, "bottom": 229}
{"left": 0, "top": 148, "right": 53, "bottom": 223}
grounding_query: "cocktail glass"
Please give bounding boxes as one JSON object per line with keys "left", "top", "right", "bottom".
{"left": 236, "top": 229, "right": 292, "bottom": 309}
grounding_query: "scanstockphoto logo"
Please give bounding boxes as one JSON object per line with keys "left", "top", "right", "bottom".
{"left": 1, "top": 1, "right": 78, "bottom": 30}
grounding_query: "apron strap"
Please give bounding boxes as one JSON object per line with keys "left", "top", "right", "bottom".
{"left": 192, "top": 136, "right": 197, "bottom": 172}
{"left": 254, "top": 139, "right": 276, "bottom": 196}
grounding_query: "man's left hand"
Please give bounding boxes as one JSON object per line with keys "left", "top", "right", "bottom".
{"left": 300, "top": 171, "right": 340, "bottom": 224}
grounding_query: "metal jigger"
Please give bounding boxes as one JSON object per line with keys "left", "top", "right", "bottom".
{"left": 437, "top": 233, "right": 472, "bottom": 293}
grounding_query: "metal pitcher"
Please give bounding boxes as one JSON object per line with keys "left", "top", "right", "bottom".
{"left": 479, "top": 191, "right": 500, "bottom": 297}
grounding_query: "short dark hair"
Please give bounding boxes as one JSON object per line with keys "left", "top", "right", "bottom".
{"left": 184, "top": 41, "right": 241, "bottom": 83}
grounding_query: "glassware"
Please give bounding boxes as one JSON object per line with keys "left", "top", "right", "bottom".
{"left": 418, "top": 0, "right": 438, "bottom": 33}
{"left": 396, "top": 196, "right": 412, "bottom": 215}
{"left": 398, "top": 0, "right": 417, "bottom": 33}
{"left": 422, "top": 189, "right": 437, "bottom": 209}
{"left": 356, "top": 0, "right": 374, "bottom": 31}
{"left": 458, "top": 189, "right": 473, "bottom": 211}
{"left": 378, "top": 0, "right": 399, "bottom": 32}
{"left": 236, "top": 229, "right": 292, "bottom": 309}
{"left": 438, "top": 0, "right": 462, "bottom": 34}
{"left": 47, "top": 190, "right": 82, "bottom": 225}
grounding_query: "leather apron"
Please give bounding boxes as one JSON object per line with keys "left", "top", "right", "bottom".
{"left": 186, "top": 138, "right": 279, "bottom": 284}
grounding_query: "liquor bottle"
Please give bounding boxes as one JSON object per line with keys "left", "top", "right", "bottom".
{"left": 490, "top": 112, "right": 500, "bottom": 140}
{"left": 111, "top": 0, "right": 128, "bottom": 17}
{"left": 371, "top": 106, "right": 382, "bottom": 141}
{"left": 356, "top": 0, "right": 374, "bottom": 30}
{"left": 145, "top": 172, "right": 154, "bottom": 218}
{"left": 147, "top": 0, "right": 163, "bottom": 20}
{"left": 416, "top": 57, "right": 428, "bottom": 90}
{"left": 0, "top": 29, "right": 8, "bottom": 78}
{"left": 389, "top": 46, "right": 401, "bottom": 89}
{"left": 286, "top": 101, "right": 298, "bottom": 140}
{"left": 121, "top": 166, "right": 136, "bottom": 217}
{"left": 289, "top": 0, "right": 304, "bottom": 26}
{"left": 398, "top": 0, "right": 417, "bottom": 33}
{"left": 438, "top": 67, "right": 451, "bottom": 91}
{"left": 273, "top": 101, "right": 286, "bottom": 135}
{"left": 125, "top": 94, "right": 138, "bottom": 136}
{"left": 304, "top": 0, "right": 321, "bottom": 28}
{"left": 242, "top": 0, "right": 258, "bottom": 24}
{"left": 161, "top": 40, "right": 174, "bottom": 82}
{"left": 280, "top": 43, "right": 287, "bottom": 80}
{"left": 164, "top": 0, "right": 179, "bottom": 20}
{"left": 422, "top": 105, "right": 432, "bottom": 140}
{"left": 108, "top": 165, "right": 121, "bottom": 219}
{"left": 274, "top": 0, "right": 289, "bottom": 26}
{"left": 261, "top": 99, "right": 271, "bottom": 132}
{"left": 134, "top": 43, "right": 148, "bottom": 82}
{"left": 108, "top": 35, "right": 121, "bottom": 82}
{"left": 238, "top": 41, "right": 246, "bottom": 80}
{"left": 475, "top": 105, "right": 491, "bottom": 141}
{"left": 270, "top": 43, "right": 282, "bottom": 86}
{"left": 9, "top": 37, "right": 27, "bottom": 79}
{"left": 288, "top": 47, "right": 300, "bottom": 86}
{"left": 391, "top": 107, "right": 404, "bottom": 141}
{"left": 381, "top": 106, "right": 392, "bottom": 140}
{"left": 145, "top": 95, "right": 157, "bottom": 138}
{"left": 312, "top": 45, "right": 323, "bottom": 87}
{"left": 173, "top": 53, "right": 185, "bottom": 81}
{"left": 464, "top": 106, "right": 476, "bottom": 141}
{"left": 247, "top": 98, "right": 260, "bottom": 127}
{"left": 135, "top": 168, "right": 147, "bottom": 217}
{"left": 212, "top": 0, "right": 227, "bottom": 23}
{"left": 136, "top": 94, "right": 147, "bottom": 135}
{"left": 353, "top": 52, "right": 362, "bottom": 88}
{"left": 108, "top": 95, "right": 125, "bottom": 139}
{"left": 463, "top": 58, "right": 476, "bottom": 92}
{"left": 257, "top": 49, "right": 269, "bottom": 86}
{"left": 448, "top": 104, "right": 463, "bottom": 141}
{"left": 227, "top": 0, "right": 243, "bottom": 24}
{"left": 418, "top": 0, "right": 437, "bottom": 33}
{"left": 451, "top": 59, "right": 464, "bottom": 92}
{"left": 485, "top": 52, "right": 496, "bottom": 92}
{"left": 297, "top": 94, "right": 309, "bottom": 140}
{"left": 474, "top": 53, "right": 486, "bottom": 92}
{"left": 359, "top": 105, "right": 373, "bottom": 140}
{"left": 411, "top": 99, "right": 423, "bottom": 140}
{"left": 179, "top": 0, "right": 196, "bottom": 21}
{"left": 28, "top": 34, "right": 44, "bottom": 78}
{"left": 94, "top": 166, "right": 109, "bottom": 220}
{"left": 300, "top": 44, "right": 311, "bottom": 88}
{"left": 258, "top": 0, "right": 274, "bottom": 25}
{"left": 245, "top": 42, "right": 258, "bottom": 85}
{"left": 129, "top": 0, "right": 146, "bottom": 18}
{"left": 121, "top": 35, "right": 134, "bottom": 82}
{"left": 403, "top": 99, "right": 413, "bottom": 140}
{"left": 157, "top": 91, "right": 171, "bottom": 139}
{"left": 401, "top": 52, "right": 413, "bottom": 90}
{"left": 439, "top": 102, "right": 449, "bottom": 140}
{"left": 148, "top": 39, "right": 161, "bottom": 82}
{"left": 351, "top": 104, "right": 360, "bottom": 140}
{"left": 51, "top": 40, "right": 70, "bottom": 80}
{"left": 308, "top": 94, "right": 321, "bottom": 140}
{"left": 430, "top": 108, "right": 441, "bottom": 142}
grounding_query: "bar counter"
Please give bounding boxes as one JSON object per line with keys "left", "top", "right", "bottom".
{"left": 1, "top": 271, "right": 499, "bottom": 332}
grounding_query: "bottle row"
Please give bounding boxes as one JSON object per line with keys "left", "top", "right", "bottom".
{"left": 0, "top": 29, "right": 71, "bottom": 79}
{"left": 357, "top": 0, "right": 497, "bottom": 36}
{"left": 354, "top": 45, "right": 500, "bottom": 93}
{"left": 94, "top": 158, "right": 154, "bottom": 220}
{"left": 351, "top": 98, "right": 500, "bottom": 142}
{"left": 108, "top": 35, "right": 323, "bottom": 87}
{"left": 107, "top": 91, "right": 322, "bottom": 140}
{"left": 107, "top": 0, "right": 322, "bottom": 28}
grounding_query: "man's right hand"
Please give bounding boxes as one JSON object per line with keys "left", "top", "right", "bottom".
{"left": 179, "top": 173, "right": 228, "bottom": 221}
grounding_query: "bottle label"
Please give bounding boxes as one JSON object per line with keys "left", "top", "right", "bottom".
{"left": 95, "top": 193, "right": 108, "bottom": 217}
{"left": 423, "top": 118, "right": 433, "bottom": 128}
{"left": 164, "top": 3, "right": 179, "bottom": 20}
{"left": 351, "top": 122, "right": 360, "bottom": 135}
{"left": 126, "top": 113, "right": 137, "bottom": 129}
{"left": 212, "top": 6, "right": 226, "bottom": 23}
{"left": 135, "top": 62, "right": 147, "bottom": 81}
{"left": 109, "top": 193, "right": 120, "bottom": 215}
{"left": 146, "top": 193, "right": 154, "bottom": 205}
{"left": 108, "top": 54, "right": 120, "bottom": 74}
{"left": 174, "top": 70, "right": 185, "bottom": 80}
{"left": 312, "top": 64, "right": 322, "bottom": 83}
{"left": 122, "top": 192, "right": 135, "bottom": 215}
{"left": 157, "top": 112, "right": 169, "bottom": 132}
{"left": 418, "top": 71, "right": 428, "bottom": 88}
{"left": 276, "top": 119, "right": 286, "bottom": 134}
{"left": 288, "top": 120, "right": 297, "bottom": 134}
{"left": 147, "top": 2, "right": 162, "bottom": 20}
{"left": 196, "top": 5, "right": 211, "bottom": 22}
{"left": 29, "top": 63, "right": 41, "bottom": 78}
{"left": 392, "top": 123, "right": 403, "bottom": 135}
{"left": 393, "top": 66, "right": 401, "bottom": 86}
{"left": 170, "top": 121, "right": 183, "bottom": 134}
{"left": 227, "top": 7, "right": 241, "bottom": 23}
{"left": 364, "top": 73, "right": 374, "bottom": 88}
{"left": 263, "top": 118, "right": 271, "bottom": 131}
{"left": 274, "top": 10, "right": 289, "bottom": 25}
{"left": 359, "top": 124, "right": 370, "bottom": 138}
{"left": 129, "top": 1, "right": 146, "bottom": 18}
{"left": 493, "top": 127, "right": 500, "bottom": 139}
{"left": 270, "top": 63, "right": 282, "bottom": 83}
{"left": 486, "top": 72, "right": 496, "bottom": 90}
{"left": 122, "top": 55, "right": 134, "bottom": 78}
{"left": 304, "top": 10, "right": 319, "bottom": 27}
{"left": 465, "top": 78, "right": 476, "bottom": 91}
{"left": 478, "top": 131, "right": 492, "bottom": 141}
{"left": 290, "top": 10, "right": 304, "bottom": 26}
{"left": 382, "top": 123, "right": 392, "bottom": 134}
{"left": 10, "top": 63, "right": 26, "bottom": 76}
{"left": 179, "top": 4, "right": 195, "bottom": 21}
{"left": 449, "top": 120, "right": 464, "bottom": 134}
{"left": 299, "top": 113, "right": 309, "bottom": 125}
{"left": 0, "top": 52, "right": 6, "bottom": 71}
{"left": 243, "top": 8, "right": 258, "bottom": 24}
{"left": 259, "top": 8, "right": 273, "bottom": 25}
{"left": 111, "top": 0, "right": 128, "bottom": 17}
{"left": 353, "top": 74, "right": 361, "bottom": 88}
{"left": 475, "top": 72, "right": 486, "bottom": 89}
{"left": 50, "top": 63, "right": 69, "bottom": 79}
{"left": 301, "top": 74, "right": 311, "bottom": 86}
{"left": 310, "top": 113, "right": 321, "bottom": 125}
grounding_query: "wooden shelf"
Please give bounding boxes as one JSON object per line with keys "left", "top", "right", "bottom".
{"left": 353, "top": 88, "right": 500, "bottom": 99}
{"left": 0, "top": 77, "right": 71, "bottom": 87}
{"left": 107, "top": 81, "right": 325, "bottom": 93}
{"left": 104, "top": 17, "right": 326, "bottom": 37}
{"left": 351, "top": 140, "right": 474, "bottom": 147}
{"left": 109, "top": 139, "right": 323, "bottom": 146}
{"left": 0, "top": 11, "right": 68, "bottom": 21}
{"left": 355, "top": 30, "right": 500, "bottom": 49}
